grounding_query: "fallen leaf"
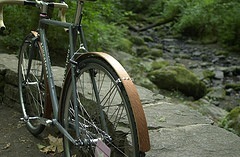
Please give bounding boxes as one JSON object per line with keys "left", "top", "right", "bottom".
{"left": 37, "top": 134, "right": 63, "bottom": 154}
{"left": 2, "top": 143, "right": 11, "bottom": 150}
{"left": 48, "top": 134, "right": 63, "bottom": 153}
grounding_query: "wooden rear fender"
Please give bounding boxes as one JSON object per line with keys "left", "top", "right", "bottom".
{"left": 72, "top": 52, "right": 151, "bottom": 152}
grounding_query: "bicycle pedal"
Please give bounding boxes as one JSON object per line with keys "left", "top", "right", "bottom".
{"left": 39, "top": 118, "right": 53, "bottom": 126}
{"left": 20, "top": 117, "right": 29, "bottom": 123}
{"left": 45, "top": 119, "right": 53, "bottom": 125}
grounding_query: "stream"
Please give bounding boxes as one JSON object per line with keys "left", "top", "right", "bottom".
{"left": 130, "top": 26, "right": 240, "bottom": 112}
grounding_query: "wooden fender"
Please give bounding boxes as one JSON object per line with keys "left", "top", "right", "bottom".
{"left": 79, "top": 52, "right": 151, "bottom": 152}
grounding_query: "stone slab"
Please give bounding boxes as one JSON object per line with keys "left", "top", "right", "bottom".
{"left": 147, "top": 124, "right": 240, "bottom": 157}
{"left": 144, "top": 101, "right": 213, "bottom": 129}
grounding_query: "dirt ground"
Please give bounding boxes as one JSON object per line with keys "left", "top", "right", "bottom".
{"left": 0, "top": 104, "right": 60, "bottom": 157}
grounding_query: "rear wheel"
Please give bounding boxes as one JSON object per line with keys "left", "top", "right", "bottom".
{"left": 18, "top": 33, "right": 46, "bottom": 135}
{"left": 61, "top": 56, "right": 140, "bottom": 156}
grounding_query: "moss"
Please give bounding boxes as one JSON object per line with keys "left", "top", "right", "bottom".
{"left": 116, "top": 38, "right": 133, "bottom": 53}
{"left": 149, "top": 48, "right": 163, "bottom": 58}
{"left": 220, "top": 107, "right": 240, "bottom": 136}
{"left": 151, "top": 60, "right": 170, "bottom": 70}
{"left": 203, "top": 70, "right": 215, "bottom": 79}
{"left": 207, "top": 87, "right": 226, "bottom": 100}
{"left": 215, "top": 50, "right": 229, "bottom": 57}
{"left": 225, "top": 83, "right": 240, "bottom": 91}
{"left": 143, "top": 36, "right": 154, "bottom": 42}
{"left": 130, "top": 36, "right": 145, "bottom": 45}
{"left": 136, "top": 46, "right": 150, "bottom": 57}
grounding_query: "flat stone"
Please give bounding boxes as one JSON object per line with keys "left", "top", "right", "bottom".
{"left": 214, "top": 70, "right": 224, "bottom": 80}
{"left": 144, "top": 101, "right": 212, "bottom": 129}
{"left": 0, "top": 53, "right": 18, "bottom": 72}
{"left": 0, "top": 53, "right": 239, "bottom": 157}
{"left": 147, "top": 124, "right": 240, "bottom": 157}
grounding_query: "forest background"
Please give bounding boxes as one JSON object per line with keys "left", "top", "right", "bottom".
{"left": 1, "top": 0, "right": 240, "bottom": 53}
{"left": 1, "top": 0, "right": 240, "bottom": 137}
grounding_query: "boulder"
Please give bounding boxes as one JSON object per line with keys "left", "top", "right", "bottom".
{"left": 148, "top": 65, "right": 207, "bottom": 99}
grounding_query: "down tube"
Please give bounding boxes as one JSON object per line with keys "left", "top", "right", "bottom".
{"left": 39, "top": 28, "right": 59, "bottom": 119}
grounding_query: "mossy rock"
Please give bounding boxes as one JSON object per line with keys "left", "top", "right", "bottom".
{"left": 221, "top": 106, "right": 240, "bottom": 136}
{"left": 225, "top": 83, "right": 240, "bottom": 91}
{"left": 136, "top": 46, "right": 150, "bottom": 57}
{"left": 203, "top": 70, "right": 215, "bottom": 79}
{"left": 206, "top": 87, "right": 226, "bottom": 100}
{"left": 149, "top": 48, "right": 163, "bottom": 58}
{"left": 143, "top": 36, "right": 154, "bottom": 42}
{"left": 148, "top": 65, "right": 207, "bottom": 99}
{"left": 151, "top": 60, "right": 170, "bottom": 70}
{"left": 134, "top": 77, "right": 157, "bottom": 91}
{"left": 115, "top": 38, "right": 133, "bottom": 53}
{"left": 215, "top": 50, "right": 229, "bottom": 57}
{"left": 130, "top": 36, "right": 145, "bottom": 45}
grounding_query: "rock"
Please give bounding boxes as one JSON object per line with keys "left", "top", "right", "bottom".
{"left": 149, "top": 48, "right": 163, "bottom": 58}
{"left": 0, "top": 75, "right": 5, "bottom": 93}
{"left": 144, "top": 101, "right": 212, "bottom": 129}
{"left": 214, "top": 70, "right": 224, "bottom": 80}
{"left": 206, "top": 87, "right": 226, "bottom": 100}
{"left": 147, "top": 124, "right": 240, "bottom": 157}
{"left": 148, "top": 65, "right": 207, "bottom": 99}
{"left": 5, "top": 69, "right": 18, "bottom": 86}
{"left": 192, "top": 51, "right": 202, "bottom": 57}
{"left": 225, "top": 83, "right": 240, "bottom": 91}
{"left": 115, "top": 38, "right": 133, "bottom": 52}
{"left": 203, "top": 70, "right": 215, "bottom": 79}
{"left": 151, "top": 60, "right": 169, "bottom": 70}
{"left": 190, "top": 98, "right": 228, "bottom": 122}
{"left": 134, "top": 76, "right": 157, "bottom": 91}
{"left": 215, "top": 50, "right": 229, "bottom": 56}
{"left": 143, "top": 36, "right": 154, "bottom": 42}
{"left": 0, "top": 64, "right": 7, "bottom": 75}
{"left": 4, "top": 83, "right": 19, "bottom": 103}
{"left": 130, "top": 36, "right": 145, "bottom": 45}
{"left": 136, "top": 46, "right": 150, "bottom": 57}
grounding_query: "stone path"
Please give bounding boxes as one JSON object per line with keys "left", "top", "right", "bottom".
{"left": 1, "top": 53, "right": 240, "bottom": 157}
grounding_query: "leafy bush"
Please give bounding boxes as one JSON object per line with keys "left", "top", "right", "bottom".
{"left": 2, "top": 6, "right": 39, "bottom": 50}
{"left": 173, "top": 0, "right": 240, "bottom": 49}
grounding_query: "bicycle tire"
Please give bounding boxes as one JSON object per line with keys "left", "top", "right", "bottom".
{"left": 60, "top": 54, "right": 144, "bottom": 157}
{"left": 18, "top": 32, "right": 46, "bottom": 136}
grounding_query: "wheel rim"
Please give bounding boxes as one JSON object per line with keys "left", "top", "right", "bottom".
{"left": 18, "top": 38, "right": 45, "bottom": 132}
{"left": 63, "top": 59, "right": 138, "bottom": 156}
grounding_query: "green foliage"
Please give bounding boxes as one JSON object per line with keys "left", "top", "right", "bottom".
{"left": 80, "top": 0, "right": 129, "bottom": 52}
{"left": 119, "top": 0, "right": 155, "bottom": 13}
{"left": 2, "top": 6, "right": 39, "bottom": 50}
{"left": 172, "top": 0, "right": 240, "bottom": 49}
{"left": 221, "top": 106, "right": 240, "bottom": 136}
{"left": 1, "top": 0, "right": 129, "bottom": 54}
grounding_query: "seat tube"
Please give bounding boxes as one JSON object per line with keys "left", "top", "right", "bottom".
{"left": 39, "top": 28, "right": 59, "bottom": 119}
{"left": 69, "top": 26, "right": 81, "bottom": 138}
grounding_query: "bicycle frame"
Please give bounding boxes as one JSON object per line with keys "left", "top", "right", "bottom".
{"left": 37, "top": 0, "right": 88, "bottom": 145}
{"left": 0, "top": 0, "right": 151, "bottom": 153}
{"left": 6, "top": 0, "right": 88, "bottom": 145}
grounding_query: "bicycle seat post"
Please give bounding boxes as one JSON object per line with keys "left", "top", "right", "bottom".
{"left": 74, "top": 0, "right": 84, "bottom": 26}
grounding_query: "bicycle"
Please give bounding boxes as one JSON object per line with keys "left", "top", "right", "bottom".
{"left": 0, "top": 0, "right": 150, "bottom": 156}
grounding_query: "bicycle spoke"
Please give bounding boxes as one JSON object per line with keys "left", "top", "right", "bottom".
{"left": 18, "top": 33, "right": 46, "bottom": 135}
{"left": 62, "top": 57, "right": 140, "bottom": 156}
